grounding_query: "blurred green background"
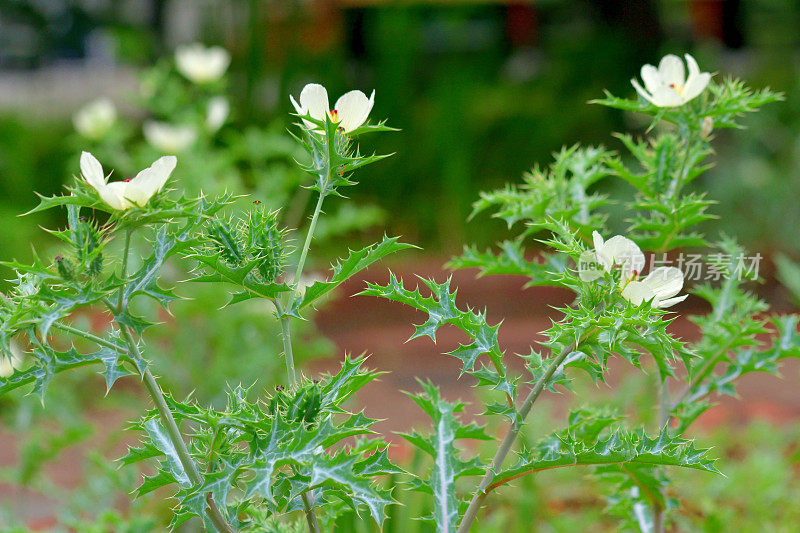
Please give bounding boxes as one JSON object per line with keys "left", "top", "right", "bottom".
{"left": 2, "top": 0, "right": 799, "bottom": 256}
{"left": 3, "top": 1, "right": 800, "bottom": 531}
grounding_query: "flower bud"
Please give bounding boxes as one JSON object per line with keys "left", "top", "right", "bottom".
{"left": 55, "top": 255, "right": 76, "bottom": 281}
{"left": 701, "top": 116, "right": 714, "bottom": 139}
{"left": 246, "top": 209, "right": 287, "bottom": 283}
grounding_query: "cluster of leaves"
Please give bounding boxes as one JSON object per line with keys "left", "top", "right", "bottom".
{"left": 495, "top": 408, "right": 718, "bottom": 519}
{"left": 190, "top": 206, "right": 294, "bottom": 305}
{"left": 0, "top": 181, "right": 232, "bottom": 396}
{"left": 593, "top": 77, "right": 783, "bottom": 131}
{"left": 399, "top": 381, "right": 490, "bottom": 532}
{"left": 122, "top": 356, "right": 401, "bottom": 529}
{"left": 447, "top": 145, "right": 613, "bottom": 287}
{"left": 360, "top": 72, "right": 799, "bottom": 533}
{"left": 671, "top": 239, "right": 800, "bottom": 432}
{"left": 291, "top": 114, "right": 395, "bottom": 198}
{"left": 360, "top": 274, "right": 518, "bottom": 419}
{"left": 608, "top": 133, "right": 716, "bottom": 251}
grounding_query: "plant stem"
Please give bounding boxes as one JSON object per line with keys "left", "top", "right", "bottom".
{"left": 270, "top": 167, "right": 330, "bottom": 533}
{"left": 293, "top": 192, "right": 326, "bottom": 287}
{"left": 275, "top": 304, "right": 321, "bottom": 533}
{"left": 457, "top": 342, "right": 578, "bottom": 533}
{"left": 653, "top": 381, "right": 671, "bottom": 533}
{"left": 112, "top": 227, "right": 234, "bottom": 532}
{"left": 117, "top": 229, "right": 132, "bottom": 310}
{"left": 277, "top": 308, "right": 297, "bottom": 384}
{"left": 119, "top": 326, "right": 234, "bottom": 533}
{"left": 52, "top": 322, "right": 125, "bottom": 351}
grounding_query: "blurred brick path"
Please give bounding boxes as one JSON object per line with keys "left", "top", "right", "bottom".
{"left": 312, "top": 258, "right": 800, "bottom": 445}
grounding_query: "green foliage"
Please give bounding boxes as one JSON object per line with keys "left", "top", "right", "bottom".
{"left": 399, "top": 381, "right": 490, "bottom": 532}
{"left": 292, "top": 113, "right": 394, "bottom": 198}
{"left": 591, "top": 77, "right": 783, "bottom": 130}
{"left": 297, "top": 236, "right": 417, "bottom": 314}
{"left": 360, "top": 273, "right": 517, "bottom": 417}
{"left": 2, "top": 44, "right": 799, "bottom": 533}
{"left": 471, "top": 145, "right": 612, "bottom": 232}
{"left": 491, "top": 407, "right": 718, "bottom": 491}
{"left": 123, "top": 357, "right": 399, "bottom": 527}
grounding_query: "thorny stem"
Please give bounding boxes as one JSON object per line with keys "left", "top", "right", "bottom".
{"left": 272, "top": 189, "right": 328, "bottom": 533}
{"left": 275, "top": 305, "right": 321, "bottom": 533}
{"left": 653, "top": 116, "right": 703, "bottom": 533}
{"left": 112, "top": 229, "right": 234, "bottom": 533}
{"left": 52, "top": 322, "right": 124, "bottom": 352}
{"left": 119, "top": 327, "right": 233, "bottom": 533}
{"left": 117, "top": 229, "right": 132, "bottom": 310}
{"left": 653, "top": 381, "right": 671, "bottom": 533}
{"left": 458, "top": 333, "right": 593, "bottom": 533}
{"left": 293, "top": 191, "right": 326, "bottom": 288}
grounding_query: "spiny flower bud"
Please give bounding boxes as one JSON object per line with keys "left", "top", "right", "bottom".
{"left": 55, "top": 255, "right": 75, "bottom": 281}
{"left": 69, "top": 209, "right": 104, "bottom": 277}
{"left": 246, "top": 208, "right": 287, "bottom": 283}
{"left": 701, "top": 116, "right": 714, "bottom": 139}
{"left": 207, "top": 219, "right": 244, "bottom": 265}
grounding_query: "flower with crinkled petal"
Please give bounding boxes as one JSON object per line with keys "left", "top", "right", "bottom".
{"left": 143, "top": 121, "right": 197, "bottom": 153}
{"left": 80, "top": 151, "right": 176, "bottom": 211}
{"left": 621, "top": 266, "right": 688, "bottom": 309}
{"left": 0, "top": 340, "right": 25, "bottom": 378}
{"left": 631, "top": 53, "right": 711, "bottom": 107}
{"left": 206, "top": 96, "right": 230, "bottom": 132}
{"left": 175, "top": 43, "right": 230, "bottom": 84}
{"left": 73, "top": 98, "right": 117, "bottom": 140}
{"left": 580, "top": 231, "right": 645, "bottom": 283}
{"left": 290, "top": 83, "right": 375, "bottom": 133}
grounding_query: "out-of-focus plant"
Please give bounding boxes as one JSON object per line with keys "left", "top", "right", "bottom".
{"left": 67, "top": 42, "right": 390, "bottom": 401}
{"left": 363, "top": 53, "right": 799, "bottom": 533}
{"left": 0, "top": 77, "right": 408, "bottom": 531}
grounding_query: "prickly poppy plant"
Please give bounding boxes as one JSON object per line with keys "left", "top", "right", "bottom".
{"left": 0, "top": 54, "right": 798, "bottom": 533}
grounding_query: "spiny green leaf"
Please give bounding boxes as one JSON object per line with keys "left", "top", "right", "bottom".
{"left": 297, "top": 235, "right": 416, "bottom": 313}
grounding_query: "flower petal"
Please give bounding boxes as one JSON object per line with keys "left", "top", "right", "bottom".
{"left": 578, "top": 249, "right": 604, "bottom": 282}
{"left": 642, "top": 266, "right": 684, "bottom": 300}
{"left": 298, "top": 83, "right": 330, "bottom": 122}
{"left": 80, "top": 151, "right": 107, "bottom": 191}
{"left": 639, "top": 64, "right": 662, "bottom": 94}
{"left": 206, "top": 96, "right": 229, "bottom": 131}
{"left": 334, "top": 89, "right": 375, "bottom": 133}
{"left": 657, "top": 294, "right": 688, "bottom": 308}
{"left": 621, "top": 280, "right": 654, "bottom": 306}
{"left": 175, "top": 43, "right": 229, "bottom": 83}
{"left": 682, "top": 72, "right": 711, "bottom": 102}
{"left": 658, "top": 54, "right": 685, "bottom": 87}
{"left": 591, "top": 231, "right": 612, "bottom": 271}
{"left": 103, "top": 181, "right": 131, "bottom": 210}
{"left": 143, "top": 121, "right": 196, "bottom": 153}
{"left": 650, "top": 87, "right": 686, "bottom": 107}
{"left": 127, "top": 156, "right": 178, "bottom": 207}
{"left": 601, "top": 235, "right": 645, "bottom": 279}
{"left": 631, "top": 78, "right": 657, "bottom": 106}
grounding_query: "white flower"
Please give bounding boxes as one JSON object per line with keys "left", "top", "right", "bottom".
{"left": 631, "top": 53, "right": 711, "bottom": 107}
{"left": 175, "top": 43, "right": 230, "bottom": 84}
{"left": 80, "top": 151, "right": 177, "bottom": 210}
{"left": 0, "top": 340, "right": 25, "bottom": 378}
{"left": 206, "top": 96, "right": 230, "bottom": 132}
{"left": 580, "top": 231, "right": 645, "bottom": 282}
{"left": 73, "top": 98, "right": 117, "bottom": 140}
{"left": 290, "top": 83, "right": 375, "bottom": 133}
{"left": 143, "top": 121, "right": 197, "bottom": 153}
{"left": 621, "top": 266, "right": 688, "bottom": 309}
